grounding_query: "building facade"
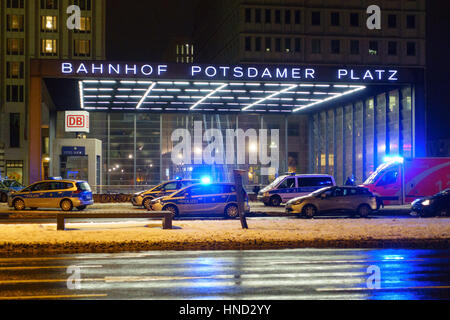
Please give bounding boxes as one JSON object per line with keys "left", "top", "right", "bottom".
{"left": 194, "top": 0, "right": 426, "bottom": 185}
{"left": 0, "top": 0, "right": 105, "bottom": 183}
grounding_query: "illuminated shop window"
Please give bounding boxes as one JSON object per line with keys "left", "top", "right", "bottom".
{"left": 41, "top": 39, "right": 57, "bottom": 56}
{"left": 41, "top": 16, "right": 57, "bottom": 32}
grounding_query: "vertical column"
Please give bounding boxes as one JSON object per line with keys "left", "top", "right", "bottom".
{"left": 413, "top": 84, "right": 427, "bottom": 157}
{"left": 28, "top": 76, "right": 42, "bottom": 184}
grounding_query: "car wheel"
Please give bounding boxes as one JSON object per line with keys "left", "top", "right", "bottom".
{"left": 60, "top": 199, "right": 73, "bottom": 212}
{"left": 302, "top": 205, "right": 317, "bottom": 219}
{"left": 225, "top": 204, "right": 239, "bottom": 219}
{"left": 163, "top": 204, "right": 178, "bottom": 217}
{"left": 0, "top": 193, "right": 7, "bottom": 203}
{"left": 77, "top": 205, "right": 87, "bottom": 211}
{"left": 143, "top": 198, "right": 153, "bottom": 210}
{"left": 270, "top": 196, "right": 282, "bottom": 207}
{"left": 13, "top": 199, "right": 26, "bottom": 211}
{"left": 358, "top": 204, "right": 372, "bottom": 218}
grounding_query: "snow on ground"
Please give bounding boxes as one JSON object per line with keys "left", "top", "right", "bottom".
{"left": 0, "top": 218, "right": 449, "bottom": 254}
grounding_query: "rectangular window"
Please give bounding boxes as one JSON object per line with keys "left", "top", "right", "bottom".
{"left": 285, "top": 10, "right": 291, "bottom": 24}
{"left": 331, "top": 40, "right": 340, "bottom": 54}
{"left": 388, "top": 14, "right": 397, "bottom": 28}
{"left": 10, "top": 113, "right": 20, "bottom": 148}
{"left": 331, "top": 12, "right": 340, "bottom": 26}
{"left": 7, "top": 38, "right": 24, "bottom": 55}
{"left": 265, "top": 9, "right": 271, "bottom": 23}
{"left": 6, "top": 61, "right": 24, "bottom": 79}
{"left": 407, "top": 42, "right": 416, "bottom": 56}
{"left": 41, "top": 39, "right": 57, "bottom": 56}
{"left": 294, "top": 38, "right": 301, "bottom": 52}
{"left": 74, "top": 39, "right": 91, "bottom": 56}
{"left": 6, "top": 161, "right": 24, "bottom": 184}
{"left": 311, "top": 12, "right": 321, "bottom": 26}
{"left": 255, "top": 9, "right": 261, "bottom": 23}
{"left": 255, "top": 37, "right": 262, "bottom": 51}
{"left": 245, "top": 37, "right": 252, "bottom": 51}
{"left": 284, "top": 38, "right": 291, "bottom": 52}
{"left": 41, "top": 16, "right": 58, "bottom": 32}
{"left": 312, "top": 39, "right": 321, "bottom": 54}
{"left": 406, "top": 15, "right": 416, "bottom": 29}
{"left": 265, "top": 37, "right": 271, "bottom": 52}
{"left": 388, "top": 41, "right": 397, "bottom": 55}
{"left": 350, "top": 13, "right": 359, "bottom": 27}
{"left": 245, "top": 8, "right": 251, "bottom": 23}
{"left": 369, "top": 41, "right": 378, "bottom": 55}
{"left": 295, "top": 10, "right": 301, "bottom": 24}
{"left": 7, "top": 0, "right": 24, "bottom": 8}
{"left": 40, "top": 0, "right": 58, "bottom": 9}
{"left": 275, "top": 10, "right": 281, "bottom": 24}
{"left": 6, "top": 85, "right": 24, "bottom": 102}
{"left": 73, "top": 0, "right": 91, "bottom": 10}
{"left": 7, "top": 15, "right": 24, "bottom": 31}
{"left": 74, "top": 17, "right": 91, "bottom": 33}
{"left": 350, "top": 40, "right": 359, "bottom": 55}
{"left": 275, "top": 38, "right": 281, "bottom": 52}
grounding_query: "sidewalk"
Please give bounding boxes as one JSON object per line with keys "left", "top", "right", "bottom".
{"left": 0, "top": 217, "right": 448, "bottom": 254}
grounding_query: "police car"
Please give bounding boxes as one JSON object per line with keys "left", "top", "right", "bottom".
{"left": 257, "top": 174, "right": 336, "bottom": 206}
{"left": 132, "top": 179, "right": 200, "bottom": 209}
{"left": 8, "top": 179, "right": 94, "bottom": 211}
{"left": 149, "top": 182, "right": 250, "bottom": 218}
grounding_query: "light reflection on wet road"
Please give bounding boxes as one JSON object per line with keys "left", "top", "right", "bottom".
{"left": 0, "top": 249, "right": 448, "bottom": 300}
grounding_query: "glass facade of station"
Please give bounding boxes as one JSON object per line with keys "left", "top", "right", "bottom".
{"left": 310, "top": 86, "right": 413, "bottom": 185}
{"left": 56, "top": 113, "right": 309, "bottom": 189}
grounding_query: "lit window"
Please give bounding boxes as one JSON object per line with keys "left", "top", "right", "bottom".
{"left": 7, "top": 38, "right": 24, "bottom": 55}
{"left": 74, "top": 39, "right": 90, "bottom": 56}
{"left": 74, "top": 17, "right": 91, "bottom": 33}
{"left": 41, "top": 16, "right": 57, "bottom": 32}
{"left": 41, "top": 39, "right": 57, "bottom": 56}
{"left": 7, "top": 15, "right": 24, "bottom": 31}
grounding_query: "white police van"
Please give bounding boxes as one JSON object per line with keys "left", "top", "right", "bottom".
{"left": 257, "top": 174, "right": 336, "bottom": 206}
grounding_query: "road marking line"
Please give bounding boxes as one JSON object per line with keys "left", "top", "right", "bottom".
{"left": 0, "top": 294, "right": 107, "bottom": 300}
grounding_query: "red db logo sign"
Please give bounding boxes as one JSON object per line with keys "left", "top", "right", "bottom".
{"left": 65, "top": 111, "right": 89, "bottom": 133}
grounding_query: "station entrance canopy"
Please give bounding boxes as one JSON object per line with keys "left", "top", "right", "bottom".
{"left": 34, "top": 60, "right": 424, "bottom": 113}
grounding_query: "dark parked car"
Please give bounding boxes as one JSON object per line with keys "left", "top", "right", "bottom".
{"left": 0, "top": 179, "right": 24, "bottom": 203}
{"left": 411, "top": 188, "right": 450, "bottom": 217}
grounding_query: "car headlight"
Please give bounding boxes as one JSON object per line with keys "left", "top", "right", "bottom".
{"left": 422, "top": 200, "right": 431, "bottom": 206}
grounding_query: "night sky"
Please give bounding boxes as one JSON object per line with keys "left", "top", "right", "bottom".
{"left": 106, "top": 0, "right": 199, "bottom": 61}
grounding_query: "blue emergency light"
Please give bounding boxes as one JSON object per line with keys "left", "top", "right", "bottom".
{"left": 383, "top": 156, "right": 404, "bottom": 164}
{"left": 201, "top": 176, "right": 212, "bottom": 184}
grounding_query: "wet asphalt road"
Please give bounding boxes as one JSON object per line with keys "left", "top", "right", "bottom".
{"left": 0, "top": 249, "right": 448, "bottom": 300}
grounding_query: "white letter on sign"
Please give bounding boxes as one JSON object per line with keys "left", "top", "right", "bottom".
{"left": 66, "top": 5, "right": 81, "bottom": 30}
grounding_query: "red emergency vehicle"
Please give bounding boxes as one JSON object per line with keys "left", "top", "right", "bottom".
{"left": 362, "top": 157, "right": 450, "bottom": 206}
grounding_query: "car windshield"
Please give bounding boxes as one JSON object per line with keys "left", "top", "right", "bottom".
{"left": 76, "top": 182, "right": 91, "bottom": 192}
{"left": 363, "top": 163, "right": 393, "bottom": 185}
{"left": 311, "top": 187, "right": 333, "bottom": 196}
{"left": 3, "top": 180, "right": 20, "bottom": 188}
{"left": 267, "top": 176, "right": 287, "bottom": 189}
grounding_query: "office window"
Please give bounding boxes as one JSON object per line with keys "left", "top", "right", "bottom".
{"left": 350, "top": 13, "right": 359, "bottom": 27}
{"left": 74, "top": 39, "right": 91, "bottom": 56}
{"left": 275, "top": 10, "right": 281, "bottom": 24}
{"left": 6, "top": 61, "right": 24, "bottom": 79}
{"left": 74, "top": 17, "right": 92, "bottom": 33}
{"left": 388, "top": 14, "right": 397, "bottom": 28}
{"left": 40, "top": 0, "right": 58, "bottom": 9}
{"left": 41, "top": 39, "right": 57, "bottom": 56}
{"left": 73, "top": 0, "right": 91, "bottom": 10}
{"left": 41, "top": 16, "right": 57, "bottom": 32}
{"left": 7, "top": 15, "right": 24, "bottom": 32}
{"left": 311, "top": 39, "right": 321, "bottom": 53}
{"left": 245, "top": 37, "right": 252, "bottom": 51}
{"left": 285, "top": 38, "right": 291, "bottom": 52}
{"left": 265, "top": 37, "right": 271, "bottom": 52}
{"left": 6, "top": 85, "right": 24, "bottom": 102}
{"left": 295, "top": 10, "right": 301, "bottom": 24}
{"left": 407, "top": 42, "right": 416, "bottom": 56}
{"left": 255, "top": 37, "right": 262, "bottom": 51}
{"left": 388, "top": 41, "right": 397, "bottom": 55}
{"left": 369, "top": 41, "right": 378, "bottom": 55}
{"left": 406, "top": 15, "right": 416, "bottom": 29}
{"left": 275, "top": 38, "right": 282, "bottom": 52}
{"left": 265, "top": 9, "right": 271, "bottom": 23}
{"left": 331, "top": 12, "right": 340, "bottom": 26}
{"left": 7, "top": 38, "right": 24, "bottom": 55}
{"left": 311, "top": 12, "right": 321, "bottom": 26}
{"left": 294, "top": 38, "right": 301, "bottom": 53}
{"left": 7, "top": 0, "right": 24, "bottom": 8}
{"left": 245, "top": 8, "right": 251, "bottom": 23}
{"left": 255, "top": 9, "right": 261, "bottom": 23}
{"left": 331, "top": 40, "right": 340, "bottom": 54}
{"left": 10, "top": 114, "right": 20, "bottom": 148}
{"left": 285, "top": 10, "right": 291, "bottom": 24}
{"left": 350, "top": 40, "right": 359, "bottom": 55}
